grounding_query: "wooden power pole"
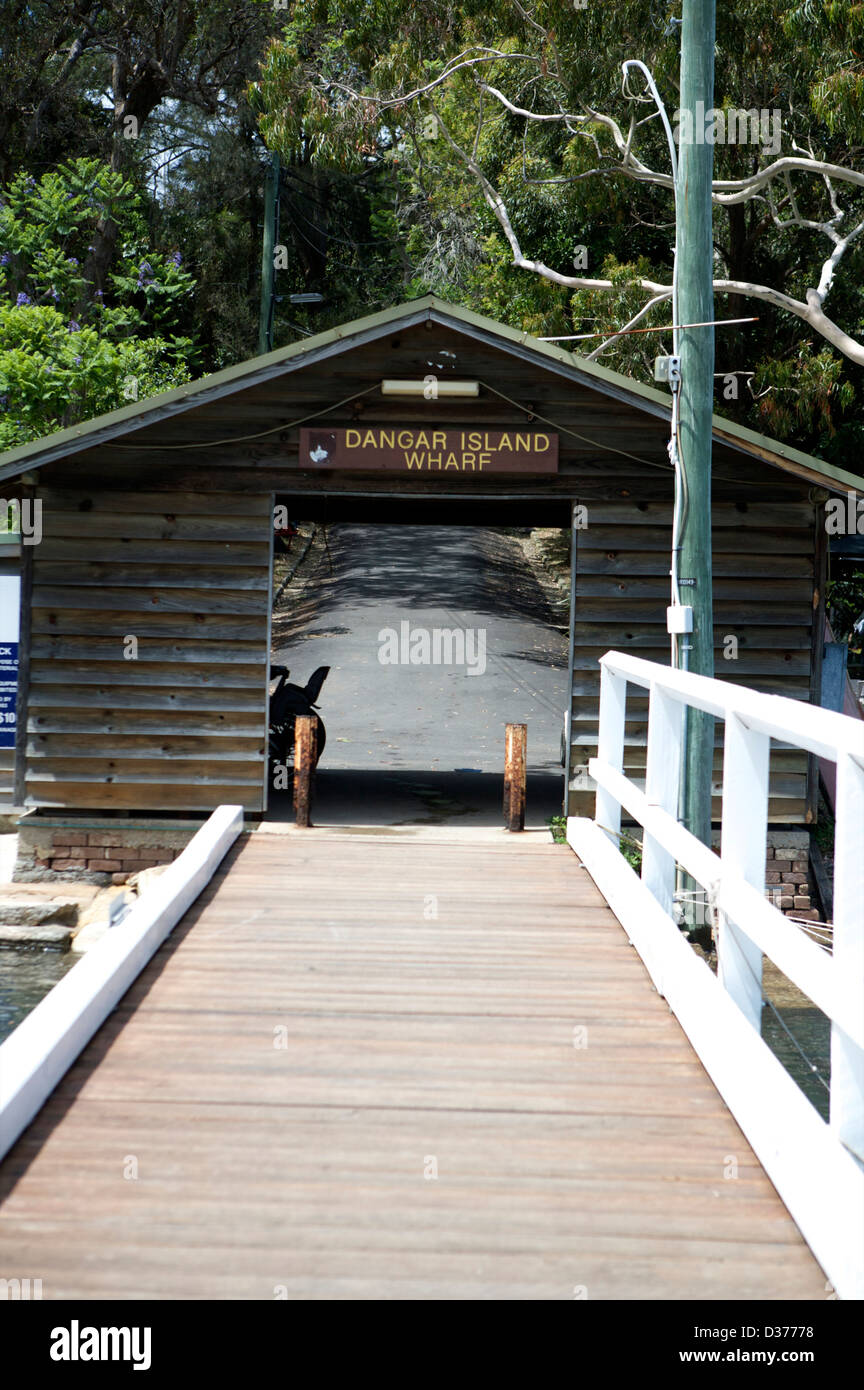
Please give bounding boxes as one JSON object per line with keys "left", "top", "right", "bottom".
{"left": 257, "top": 150, "right": 280, "bottom": 356}
{"left": 676, "top": 0, "right": 716, "bottom": 847}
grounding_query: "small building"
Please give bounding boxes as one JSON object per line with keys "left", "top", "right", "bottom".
{"left": 0, "top": 296, "right": 860, "bottom": 877}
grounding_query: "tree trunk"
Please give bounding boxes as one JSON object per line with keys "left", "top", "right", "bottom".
{"left": 84, "top": 62, "right": 166, "bottom": 304}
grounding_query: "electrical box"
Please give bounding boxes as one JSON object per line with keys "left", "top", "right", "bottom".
{"left": 654, "top": 355, "right": 682, "bottom": 386}
{"left": 666, "top": 604, "right": 693, "bottom": 634}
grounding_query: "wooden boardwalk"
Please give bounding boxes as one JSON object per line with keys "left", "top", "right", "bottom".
{"left": 0, "top": 830, "right": 826, "bottom": 1299}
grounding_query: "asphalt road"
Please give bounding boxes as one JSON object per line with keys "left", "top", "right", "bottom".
{"left": 269, "top": 524, "right": 569, "bottom": 827}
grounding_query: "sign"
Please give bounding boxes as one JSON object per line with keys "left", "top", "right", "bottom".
{"left": 0, "top": 576, "right": 20, "bottom": 750}
{"left": 298, "top": 427, "right": 558, "bottom": 473}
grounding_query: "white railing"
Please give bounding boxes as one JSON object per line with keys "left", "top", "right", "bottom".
{"left": 567, "top": 651, "right": 864, "bottom": 1301}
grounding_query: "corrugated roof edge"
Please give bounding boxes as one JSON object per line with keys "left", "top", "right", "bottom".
{"left": 0, "top": 293, "right": 861, "bottom": 494}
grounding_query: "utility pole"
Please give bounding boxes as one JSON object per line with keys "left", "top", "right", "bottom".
{"left": 257, "top": 150, "right": 280, "bottom": 356}
{"left": 676, "top": 0, "right": 716, "bottom": 847}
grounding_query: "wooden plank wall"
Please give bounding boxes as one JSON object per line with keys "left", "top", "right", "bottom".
{"left": 0, "top": 752, "right": 14, "bottom": 807}
{"left": 567, "top": 498, "right": 816, "bottom": 822}
{"left": 25, "top": 490, "right": 271, "bottom": 811}
{"left": 22, "top": 324, "right": 824, "bottom": 824}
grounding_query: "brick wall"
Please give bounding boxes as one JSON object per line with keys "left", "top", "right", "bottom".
{"left": 36, "top": 832, "right": 180, "bottom": 884}
{"left": 14, "top": 817, "right": 201, "bottom": 885}
{"left": 765, "top": 847, "right": 818, "bottom": 921}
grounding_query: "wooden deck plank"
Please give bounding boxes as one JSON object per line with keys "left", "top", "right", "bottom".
{"left": 0, "top": 832, "right": 827, "bottom": 1300}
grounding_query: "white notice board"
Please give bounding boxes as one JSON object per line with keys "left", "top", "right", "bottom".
{"left": 0, "top": 576, "right": 21, "bottom": 750}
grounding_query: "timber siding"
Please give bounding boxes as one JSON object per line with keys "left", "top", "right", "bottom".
{"left": 567, "top": 498, "right": 817, "bottom": 821}
{"left": 25, "top": 489, "right": 271, "bottom": 811}
{"left": 0, "top": 296, "right": 855, "bottom": 826}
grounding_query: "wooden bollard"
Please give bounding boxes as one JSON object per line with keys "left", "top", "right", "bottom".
{"left": 504, "top": 723, "right": 527, "bottom": 832}
{"left": 294, "top": 714, "right": 318, "bottom": 827}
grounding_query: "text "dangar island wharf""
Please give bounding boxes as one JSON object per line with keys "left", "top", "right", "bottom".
{"left": 298, "top": 427, "right": 559, "bottom": 472}
{"left": 348, "top": 429, "right": 554, "bottom": 471}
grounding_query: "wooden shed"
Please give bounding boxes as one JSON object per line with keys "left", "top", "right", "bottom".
{"left": 0, "top": 295, "right": 860, "bottom": 852}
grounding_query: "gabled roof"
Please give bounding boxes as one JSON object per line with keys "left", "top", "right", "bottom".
{"left": 1, "top": 294, "right": 861, "bottom": 493}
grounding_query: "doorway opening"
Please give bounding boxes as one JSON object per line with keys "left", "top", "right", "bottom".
{"left": 265, "top": 497, "right": 573, "bottom": 830}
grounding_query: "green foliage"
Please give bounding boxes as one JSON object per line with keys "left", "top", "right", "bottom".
{"left": 826, "top": 571, "right": 864, "bottom": 658}
{"left": 621, "top": 837, "right": 643, "bottom": 875}
{"left": 751, "top": 348, "right": 855, "bottom": 439}
{"left": 1, "top": 0, "right": 862, "bottom": 469}
{"left": 785, "top": 0, "right": 864, "bottom": 141}
{"left": 547, "top": 815, "right": 567, "bottom": 844}
{"left": 814, "top": 799, "right": 835, "bottom": 854}
{"left": 0, "top": 303, "right": 191, "bottom": 449}
{"left": 0, "top": 158, "right": 196, "bottom": 331}
{"left": 254, "top": 0, "right": 864, "bottom": 466}
{"left": 0, "top": 159, "right": 195, "bottom": 444}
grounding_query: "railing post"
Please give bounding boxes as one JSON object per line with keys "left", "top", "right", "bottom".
{"left": 594, "top": 661, "right": 626, "bottom": 845}
{"left": 830, "top": 751, "right": 864, "bottom": 1162}
{"left": 716, "top": 712, "right": 768, "bottom": 1032}
{"left": 503, "top": 723, "right": 527, "bottom": 832}
{"left": 293, "top": 715, "right": 318, "bottom": 827}
{"left": 641, "top": 685, "right": 684, "bottom": 917}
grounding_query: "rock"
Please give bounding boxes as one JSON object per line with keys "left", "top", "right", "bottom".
{"left": 126, "top": 865, "right": 169, "bottom": 895}
{"left": 70, "top": 918, "right": 111, "bottom": 953}
{"left": 0, "top": 898, "right": 78, "bottom": 927}
{"left": 0, "top": 881, "right": 99, "bottom": 903}
{"left": 71, "top": 888, "right": 136, "bottom": 952}
{"left": 76, "top": 887, "right": 131, "bottom": 933}
{"left": 0, "top": 923, "right": 72, "bottom": 948}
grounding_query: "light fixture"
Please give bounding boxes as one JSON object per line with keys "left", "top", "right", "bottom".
{"left": 380, "top": 379, "right": 479, "bottom": 398}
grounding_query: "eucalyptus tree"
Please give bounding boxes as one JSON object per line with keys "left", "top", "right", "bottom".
{"left": 257, "top": 0, "right": 864, "bottom": 448}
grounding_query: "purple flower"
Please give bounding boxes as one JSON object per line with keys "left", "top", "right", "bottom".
{"left": 68, "top": 320, "right": 80, "bottom": 332}
{"left": 66, "top": 256, "right": 79, "bottom": 267}
{"left": 170, "top": 251, "right": 182, "bottom": 266}
{"left": 94, "top": 289, "right": 103, "bottom": 298}
{"left": 74, "top": 355, "right": 82, "bottom": 365}
{"left": 0, "top": 252, "right": 10, "bottom": 266}
{"left": 16, "top": 292, "right": 31, "bottom": 306}
{"left": 50, "top": 287, "right": 59, "bottom": 299}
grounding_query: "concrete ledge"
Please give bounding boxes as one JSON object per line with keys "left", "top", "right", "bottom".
{"left": 0, "top": 805, "right": 243, "bottom": 1162}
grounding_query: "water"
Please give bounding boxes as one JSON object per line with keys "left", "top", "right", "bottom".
{"left": 0, "top": 946, "right": 78, "bottom": 1043}
{"left": 761, "top": 959, "right": 831, "bottom": 1121}
{"left": 695, "top": 943, "right": 831, "bottom": 1121}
